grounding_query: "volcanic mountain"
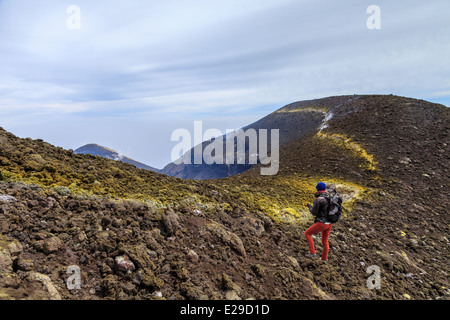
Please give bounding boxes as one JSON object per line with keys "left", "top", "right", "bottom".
{"left": 75, "top": 144, "right": 159, "bottom": 173}
{"left": 161, "top": 95, "right": 376, "bottom": 180}
{"left": 0, "top": 94, "right": 448, "bottom": 301}
{"left": 161, "top": 96, "right": 328, "bottom": 180}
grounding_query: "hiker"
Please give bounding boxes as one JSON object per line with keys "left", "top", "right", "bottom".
{"left": 304, "top": 182, "right": 332, "bottom": 261}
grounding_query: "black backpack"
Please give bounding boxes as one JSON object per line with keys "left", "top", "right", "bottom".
{"left": 327, "top": 194, "right": 343, "bottom": 223}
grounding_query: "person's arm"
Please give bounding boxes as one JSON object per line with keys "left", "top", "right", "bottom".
{"left": 310, "top": 198, "right": 322, "bottom": 216}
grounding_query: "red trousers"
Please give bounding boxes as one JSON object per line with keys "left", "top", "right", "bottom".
{"left": 304, "top": 222, "right": 332, "bottom": 260}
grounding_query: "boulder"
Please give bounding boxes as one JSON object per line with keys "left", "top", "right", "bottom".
{"left": 115, "top": 254, "right": 136, "bottom": 272}
{"left": 43, "top": 236, "right": 63, "bottom": 254}
{"left": 16, "top": 257, "right": 34, "bottom": 271}
{"left": 26, "top": 272, "right": 62, "bottom": 300}
{"left": 0, "top": 195, "right": 16, "bottom": 203}
{"left": 186, "top": 250, "right": 199, "bottom": 263}
{"left": 0, "top": 248, "right": 13, "bottom": 273}
{"left": 225, "top": 290, "right": 241, "bottom": 300}
{"left": 205, "top": 221, "right": 246, "bottom": 257}
{"left": 162, "top": 209, "right": 180, "bottom": 236}
{"left": 0, "top": 236, "right": 21, "bottom": 273}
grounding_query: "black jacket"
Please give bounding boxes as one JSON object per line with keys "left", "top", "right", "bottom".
{"left": 309, "top": 191, "right": 330, "bottom": 223}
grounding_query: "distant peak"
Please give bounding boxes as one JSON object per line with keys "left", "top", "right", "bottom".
{"left": 74, "top": 143, "right": 159, "bottom": 172}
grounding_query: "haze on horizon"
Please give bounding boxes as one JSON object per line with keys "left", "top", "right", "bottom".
{"left": 0, "top": 0, "right": 449, "bottom": 169}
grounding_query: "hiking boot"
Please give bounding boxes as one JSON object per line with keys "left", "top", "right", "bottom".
{"left": 305, "top": 253, "right": 317, "bottom": 258}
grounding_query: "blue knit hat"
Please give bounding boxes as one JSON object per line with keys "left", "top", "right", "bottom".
{"left": 316, "top": 182, "right": 327, "bottom": 191}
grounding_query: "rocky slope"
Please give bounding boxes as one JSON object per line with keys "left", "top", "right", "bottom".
{"left": 0, "top": 94, "right": 449, "bottom": 300}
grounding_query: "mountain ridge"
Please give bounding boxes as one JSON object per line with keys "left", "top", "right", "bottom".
{"left": 162, "top": 94, "right": 448, "bottom": 181}
{"left": 0, "top": 94, "right": 448, "bottom": 301}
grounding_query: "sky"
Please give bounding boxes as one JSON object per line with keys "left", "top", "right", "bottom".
{"left": 0, "top": 0, "right": 449, "bottom": 169}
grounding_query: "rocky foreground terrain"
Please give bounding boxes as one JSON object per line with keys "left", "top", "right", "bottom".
{"left": 0, "top": 94, "right": 449, "bottom": 300}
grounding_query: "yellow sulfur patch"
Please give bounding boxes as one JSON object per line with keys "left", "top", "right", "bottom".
{"left": 275, "top": 107, "right": 327, "bottom": 114}
{"left": 316, "top": 132, "right": 378, "bottom": 171}
{"left": 235, "top": 175, "right": 367, "bottom": 225}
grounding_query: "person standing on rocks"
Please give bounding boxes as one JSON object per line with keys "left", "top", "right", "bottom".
{"left": 304, "top": 182, "right": 332, "bottom": 262}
